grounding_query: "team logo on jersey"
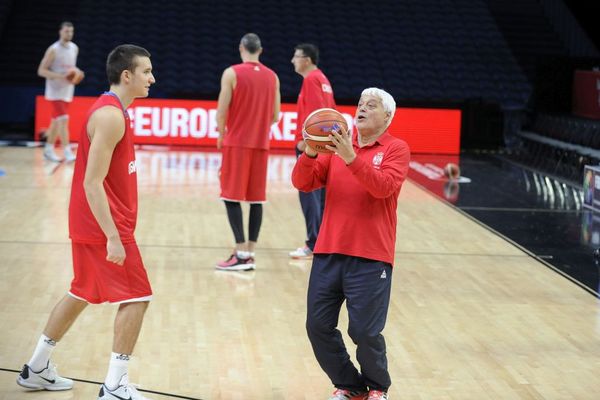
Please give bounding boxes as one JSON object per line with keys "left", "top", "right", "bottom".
{"left": 254, "top": 65, "right": 260, "bottom": 71}
{"left": 128, "top": 160, "right": 137, "bottom": 175}
{"left": 322, "top": 83, "right": 333, "bottom": 94}
{"left": 372, "top": 152, "right": 384, "bottom": 169}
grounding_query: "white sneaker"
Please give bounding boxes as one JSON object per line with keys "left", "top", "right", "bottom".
{"left": 289, "top": 246, "right": 313, "bottom": 259}
{"left": 64, "top": 147, "right": 76, "bottom": 162}
{"left": 16, "top": 361, "right": 73, "bottom": 391}
{"left": 98, "top": 375, "right": 152, "bottom": 400}
{"left": 43, "top": 146, "right": 63, "bottom": 162}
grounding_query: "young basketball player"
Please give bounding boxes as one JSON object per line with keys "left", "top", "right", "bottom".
{"left": 18, "top": 44, "right": 155, "bottom": 400}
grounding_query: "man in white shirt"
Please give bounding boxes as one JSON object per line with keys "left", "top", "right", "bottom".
{"left": 37, "top": 21, "right": 80, "bottom": 162}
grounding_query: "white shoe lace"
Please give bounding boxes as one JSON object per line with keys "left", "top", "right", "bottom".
{"left": 46, "top": 363, "right": 59, "bottom": 380}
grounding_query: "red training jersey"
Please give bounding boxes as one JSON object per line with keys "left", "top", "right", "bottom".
{"left": 294, "top": 68, "right": 336, "bottom": 142}
{"left": 291, "top": 132, "right": 411, "bottom": 265}
{"left": 69, "top": 93, "right": 138, "bottom": 244}
{"left": 223, "top": 61, "right": 277, "bottom": 150}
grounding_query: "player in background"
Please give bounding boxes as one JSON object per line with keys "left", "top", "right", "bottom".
{"left": 37, "top": 21, "right": 81, "bottom": 162}
{"left": 289, "top": 43, "right": 335, "bottom": 260}
{"left": 215, "top": 33, "right": 280, "bottom": 271}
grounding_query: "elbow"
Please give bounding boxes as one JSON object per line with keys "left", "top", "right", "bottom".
{"left": 37, "top": 69, "right": 45, "bottom": 78}
{"left": 292, "top": 180, "right": 313, "bottom": 193}
{"left": 291, "top": 174, "right": 306, "bottom": 191}
{"left": 370, "top": 184, "right": 401, "bottom": 199}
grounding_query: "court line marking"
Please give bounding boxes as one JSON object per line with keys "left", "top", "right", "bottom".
{"left": 0, "top": 367, "right": 204, "bottom": 399}
{"left": 459, "top": 206, "right": 581, "bottom": 213}
{"left": 0, "top": 240, "right": 530, "bottom": 258}
{"left": 407, "top": 178, "right": 600, "bottom": 298}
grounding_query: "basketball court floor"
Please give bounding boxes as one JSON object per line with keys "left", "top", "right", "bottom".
{"left": 0, "top": 145, "right": 599, "bottom": 399}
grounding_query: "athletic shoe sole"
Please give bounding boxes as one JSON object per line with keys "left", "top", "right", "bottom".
{"left": 215, "top": 263, "right": 255, "bottom": 271}
{"left": 16, "top": 376, "right": 73, "bottom": 391}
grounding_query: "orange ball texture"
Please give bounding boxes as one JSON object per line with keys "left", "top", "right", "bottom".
{"left": 66, "top": 67, "right": 85, "bottom": 85}
{"left": 302, "top": 108, "right": 348, "bottom": 154}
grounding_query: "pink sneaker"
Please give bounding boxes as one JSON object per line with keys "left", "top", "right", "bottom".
{"left": 367, "top": 390, "right": 388, "bottom": 400}
{"left": 329, "top": 389, "right": 368, "bottom": 400}
{"left": 215, "top": 254, "right": 255, "bottom": 271}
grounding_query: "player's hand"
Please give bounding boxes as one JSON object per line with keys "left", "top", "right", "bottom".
{"left": 304, "top": 142, "right": 318, "bottom": 158}
{"left": 296, "top": 140, "right": 306, "bottom": 152}
{"left": 327, "top": 127, "right": 355, "bottom": 164}
{"left": 217, "top": 136, "right": 223, "bottom": 150}
{"left": 106, "top": 236, "right": 126, "bottom": 266}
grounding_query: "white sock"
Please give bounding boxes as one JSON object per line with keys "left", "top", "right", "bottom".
{"left": 236, "top": 250, "right": 250, "bottom": 259}
{"left": 44, "top": 142, "right": 53, "bottom": 151}
{"left": 28, "top": 334, "right": 56, "bottom": 372}
{"left": 249, "top": 252, "right": 255, "bottom": 258}
{"left": 105, "top": 352, "right": 130, "bottom": 390}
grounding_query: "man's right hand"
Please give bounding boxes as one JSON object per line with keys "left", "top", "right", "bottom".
{"left": 106, "top": 236, "right": 126, "bottom": 266}
{"left": 296, "top": 140, "right": 307, "bottom": 152}
{"left": 304, "top": 142, "right": 318, "bottom": 158}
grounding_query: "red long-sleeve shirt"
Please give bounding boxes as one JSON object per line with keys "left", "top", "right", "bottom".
{"left": 291, "top": 132, "right": 410, "bottom": 265}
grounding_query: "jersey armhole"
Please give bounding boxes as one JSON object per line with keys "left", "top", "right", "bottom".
{"left": 87, "top": 104, "right": 127, "bottom": 142}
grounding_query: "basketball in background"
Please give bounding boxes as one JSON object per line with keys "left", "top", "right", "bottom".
{"left": 65, "top": 67, "right": 85, "bottom": 85}
{"left": 302, "top": 108, "right": 348, "bottom": 154}
{"left": 444, "top": 163, "right": 460, "bottom": 180}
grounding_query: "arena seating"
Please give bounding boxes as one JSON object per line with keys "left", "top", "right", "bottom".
{"left": 0, "top": 0, "right": 532, "bottom": 108}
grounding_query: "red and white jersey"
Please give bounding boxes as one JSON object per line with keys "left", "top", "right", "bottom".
{"left": 294, "top": 68, "right": 336, "bottom": 141}
{"left": 69, "top": 92, "right": 138, "bottom": 244}
{"left": 45, "top": 40, "right": 78, "bottom": 102}
{"left": 223, "top": 61, "right": 277, "bottom": 150}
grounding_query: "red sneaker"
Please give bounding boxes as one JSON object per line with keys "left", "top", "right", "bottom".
{"left": 329, "top": 389, "right": 368, "bottom": 400}
{"left": 367, "top": 390, "right": 388, "bottom": 400}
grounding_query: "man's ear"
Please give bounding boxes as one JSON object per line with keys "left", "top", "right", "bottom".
{"left": 121, "top": 69, "right": 131, "bottom": 84}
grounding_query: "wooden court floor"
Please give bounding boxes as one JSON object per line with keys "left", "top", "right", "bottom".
{"left": 0, "top": 146, "right": 599, "bottom": 400}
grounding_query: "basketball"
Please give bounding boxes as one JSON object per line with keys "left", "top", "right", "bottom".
{"left": 65, "top": 67, "right": 85, "bottom": 85}
{"left": 302, "top": 108, "right": 348, "bottom": 154}
{"left": 444, "top": 163, "right": 460, "bottom": 180}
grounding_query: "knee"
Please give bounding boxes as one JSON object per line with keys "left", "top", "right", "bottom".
{"left": 306, "top": 314, "right": 335, "bottom": 336}
{"left": 347, "top": 326, "right": 380, "bottom": 346}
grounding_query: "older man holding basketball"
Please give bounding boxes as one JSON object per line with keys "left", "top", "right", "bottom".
{"left": 292, "top": 88, "right": 410, "bottom": 400}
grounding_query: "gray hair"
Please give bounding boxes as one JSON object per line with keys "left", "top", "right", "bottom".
{"left": 240, "top": 33, "right": 262, "bottom": 54}
{"left": 360, "top": 87, "right": 396, "bottom": 128}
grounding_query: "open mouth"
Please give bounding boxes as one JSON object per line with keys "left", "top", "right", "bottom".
{"left": 357, "top": 115, "right": 366, "bottom": 122}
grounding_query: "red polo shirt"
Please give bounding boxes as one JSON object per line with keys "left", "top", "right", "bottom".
{"left": 291, "top": 132, "right": 410, "bottom": 265}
